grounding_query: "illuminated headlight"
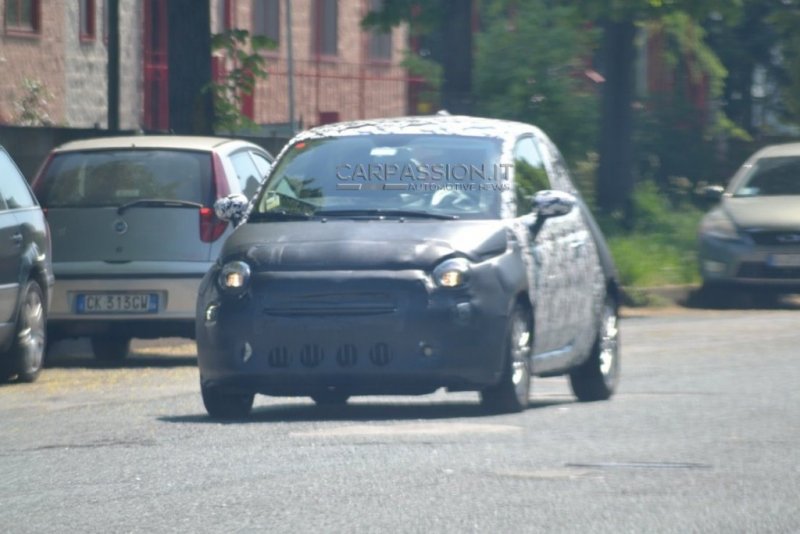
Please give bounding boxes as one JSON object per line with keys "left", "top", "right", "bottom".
{"left": 218, "top": 261, "right": 251, "bottom": 291}
{"left": 433, "top": 258, "right": 471, "bottom": 288}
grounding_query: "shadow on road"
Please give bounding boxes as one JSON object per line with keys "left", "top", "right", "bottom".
{"left": 45, "top": 354, "right": 197, "bottom": 369}
{"left": 42, "top": 338, "right": 197, "bottom": 369}
{"left": 682, "top": 289, "right": 800, "bottom": 311}
{"left": 159, "top": 397, "right": 574, "bottom": 424}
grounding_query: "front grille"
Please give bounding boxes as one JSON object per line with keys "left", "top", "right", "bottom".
{"left": 336, "top": 344, "right": 358, "bottom": 367}
{"left": 748, "top": 231, "right": 800, "bottom": 246}
{"left": 267, "top": 346, "right": 291, "bottom": 368}
{"left": 737, "top": 262, "right": 800, "bottom": 279}
{"left": 258, "top": 342, "right": 395, "bottom": 369}
{"left": 299, "top": 344, "right": 325, "bottom": 368}
{"left": 369, "top": 342, "right": 392, "bottom": 367}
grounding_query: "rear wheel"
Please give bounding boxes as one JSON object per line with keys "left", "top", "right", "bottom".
{"left": 4, "top": 281, "right": 47, "bottom": 383}
{"left": 91, "top": 335, "right": 130, "bottom": 363}
{"left": 201, "top": 384, "right": 254, "bottom": 420}
{"left": 480, "top": 304, "right": 532, "bottom": 413}
{"left": 570, "top": 299, "right": 620, "bottom": 402}
{"left": 311, "top": 392, "right": 350, "bottom": 406}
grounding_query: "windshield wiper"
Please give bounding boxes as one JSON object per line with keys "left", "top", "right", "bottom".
{"left": 117, "top": 198, "right": 203, "bottom": 215}
{"left": 315, "top": 209, "right": 459, "bottom": 220}
{"left": 248, "top": 210, "right": 314, "bottom": 221}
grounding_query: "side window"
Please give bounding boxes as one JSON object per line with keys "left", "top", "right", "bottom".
{"left": 251, "top": 151, "right": 273, "bottom": 179}
{"left": 512, "top": 137, "right": 550, "bottom": 215}
{"left": 0, "top": 150, "right": 35, "bottom": 210}
{"left": 230, "top": 151, "right": 262, "bottom": 199}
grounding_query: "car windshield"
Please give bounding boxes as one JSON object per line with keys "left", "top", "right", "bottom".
{"left": 251, "top": 134, "right": 507, "bottom": 220}
{"left": 36, "top": 149, "right": 213, "bottom": 207}
{"left": 734, "top": 156, "right": 800, "bottom": 197}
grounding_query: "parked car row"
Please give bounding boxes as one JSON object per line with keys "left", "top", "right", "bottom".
{"left": 1, "top": 136, "right": 273, "bottom": 381}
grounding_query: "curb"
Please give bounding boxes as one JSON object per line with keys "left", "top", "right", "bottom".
{"left": 621, "top": 284, "right": 700, "bottom": 307}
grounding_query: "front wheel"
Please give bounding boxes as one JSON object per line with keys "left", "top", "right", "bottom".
{"left": 569, "top": 299, "right": 620, "bottom": 402}
{"left": 4, "top": 280, "right": 47, "bottom": 383}
{"left": 201, "top": 384, "right": 255, "bottom": 420}
{"left": 480, "top": 304, "right": 532, "bottom": 413}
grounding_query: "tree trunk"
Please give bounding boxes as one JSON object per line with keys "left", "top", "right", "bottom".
{"left": 596, "top": 19, "right": 637, "bottom": 216}
{"left": 440, "top": 0, "right": 473, "bottom": 114}
{"left": 167, "top": 0, "right": 214, "bottom": 134}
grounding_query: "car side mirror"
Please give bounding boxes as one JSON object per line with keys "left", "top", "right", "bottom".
{"left": 214, "top": 194, "right": 249, "bottom": 226}
{"left": 699, "top": 185, "right": 724, "bottom": 202}
{"left": 531, "top": 190, "right": 576, "bottom": 219}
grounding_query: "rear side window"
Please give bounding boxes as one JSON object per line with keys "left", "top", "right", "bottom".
{"left": 0, "top": 149, "right": 36, "bottom": 210}
{"left": 36, "top": 149, "right": 213, "bottom": 207}
{"left": 230, "top": 151, "right": 263, "bottom": 198}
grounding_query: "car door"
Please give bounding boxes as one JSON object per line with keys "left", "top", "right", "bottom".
{"left": 0, "top": 150, "right": 26, "bottom": 326}
{"left": 534, "top": 134, "right": 599, "bottom": 357}
{"left": 512, "top": 136, "right": 563, "bottom": 357}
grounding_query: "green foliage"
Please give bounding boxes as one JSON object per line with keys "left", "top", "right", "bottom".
{"left": 14, "top": 78, "right": 53, "bottom": 126}
{"left": 401, "top": 50, "right": 442, "bottom": 113}
{"left": 600, "top": 181, "right": 703, "bottom": 287}
{"left": 768, "top": 4, "right": 800, "bottom": 124}
{"left": 474, "top": 0, "right": 600, "bottom": 162}
{"left": 206, "top": 29, "right": 274, "bottom": 133}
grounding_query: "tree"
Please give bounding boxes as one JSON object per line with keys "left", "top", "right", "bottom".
{"left": 362, "top": 0, "right": 473, "bottom": 113}
{"left": 573, "top": 0, "right": 743, "bottom": 215}
{"left": 474, "top": 0, "right": 599, "bottom": 162}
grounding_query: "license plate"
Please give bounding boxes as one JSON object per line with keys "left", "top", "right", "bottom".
{"left": 768, "top": 254, "right": 800, "bottom": 268}
{"left": 75, "top": 293, "right": 159, "bottom": 314}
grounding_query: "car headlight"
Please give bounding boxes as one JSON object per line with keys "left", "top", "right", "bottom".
{"left": 699, "top": 209, "right": 740, "bottom": 241}
{"left": 433, "top": 258, "right": 471, "bottom": 288}
{"left": 218, "top": 261, "right": 251, "bottom": 292}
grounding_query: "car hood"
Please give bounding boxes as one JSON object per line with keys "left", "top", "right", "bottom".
{"left": 221, "top": 219, "right": 510, "bottom": 270}
{"left": 723, "top": 196, "right": 800, "bottom": 229}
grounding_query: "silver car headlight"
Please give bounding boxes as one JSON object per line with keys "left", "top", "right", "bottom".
{"left": 218, "top": 261, "right": 251, "bottom": 292}
{"left": 433, "top": 258, "right": 471, "bottom": 288}
{"left": 699, "top": 209, "right": 739, "bottom": 241}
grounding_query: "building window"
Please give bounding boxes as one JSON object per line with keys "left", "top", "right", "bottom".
{"left": 217, "top": 0, "right": 234, "bottom": 33}
{"left": 4, "top": 0, "right": 40, "bottom": 33}
{"left": 252, "top": 0, "right": 279, "bottom": 46}
{"left": 312, "top": 0, "right": 337, "bottom": 57}
{"left": 80, "top": 0, "right": 96, "bottom": 41}
{"left": 367, "top": 0, "right": 391, "bottom": 61}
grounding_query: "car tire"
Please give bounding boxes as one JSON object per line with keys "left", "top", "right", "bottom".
{"left": 4, "top": 280, "right": 47, "bottom": 383}
{"left": 569, "top": 298, "right": 620, "bottom": 402}
{"left": 201, "top": 384, "right": 255, "bottom": 420}
{"left": 480, "top": 304, "right": 532, "bottom": 413}
{"left": 311, "top": 392, "right": 350, "bottom": 406}
{"left": 91, "top": 335, "right": 130, "bottom": 363}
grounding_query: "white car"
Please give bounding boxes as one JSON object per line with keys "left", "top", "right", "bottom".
{"left": 32, "top": 136, "right": 273, "bottom": 361}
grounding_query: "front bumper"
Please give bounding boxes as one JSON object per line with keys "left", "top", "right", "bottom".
{"left": 699, "top": 234, "right": 800, "bottom": 288}
{"left": 197, "top": 268, "right": 514, "bottom": 397}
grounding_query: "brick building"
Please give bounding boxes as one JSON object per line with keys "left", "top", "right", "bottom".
{"left": 0, "top": 0, "right": 412, "bottom": 132}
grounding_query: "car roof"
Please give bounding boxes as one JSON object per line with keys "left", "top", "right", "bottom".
{"left": 753, "top": 142, "right": 800, "bottom": 158}
{"left": 52, "top": 135, "right": 245, "bottom": 153}
{"left": 292, "top": 114, "right": 538, "bottom": 142}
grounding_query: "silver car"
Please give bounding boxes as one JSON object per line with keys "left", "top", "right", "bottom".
{"left": 699, "top": 142, "right": 800, "bottom": 295}
{"left": 32, "top": 136, "right": 273, "bottom": 361}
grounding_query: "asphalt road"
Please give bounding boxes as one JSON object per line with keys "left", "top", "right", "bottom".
{"left": 1, "top": 308, "right": 799, "bottom": 533}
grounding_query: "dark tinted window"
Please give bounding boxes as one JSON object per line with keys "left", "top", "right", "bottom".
{"left": 253, "top": 134, "right": 505, "bottom": 219}
{"left": 230, "top": 151, "right": 262, "bottom": 198}
{"left": 735, "top": 156, "right": 800, "bottom": 196}
{"left": 513, "top": 137, "right": 549, "bottom": 215}
{"left": 36, "top": 149, "right": 213, "bottom": 207}
{"left": 0, "top": 149, "right": 36, "bottom": 210}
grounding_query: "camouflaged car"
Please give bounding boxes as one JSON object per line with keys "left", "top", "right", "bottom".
{"left": 196, "top": 115, "right": 621, "bottom": 418}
